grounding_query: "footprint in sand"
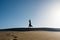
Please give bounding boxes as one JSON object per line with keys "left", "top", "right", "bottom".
{"left": 13, "top": 39, "right": 17, "bottom": 40}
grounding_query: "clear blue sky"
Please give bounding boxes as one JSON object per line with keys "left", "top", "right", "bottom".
{"left": 0, "top": 0, "right": 60, "bottom": 29}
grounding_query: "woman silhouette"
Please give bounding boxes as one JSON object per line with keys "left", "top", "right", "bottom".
{"left": 29, "top": 20, "right": 32, "bottom": 27}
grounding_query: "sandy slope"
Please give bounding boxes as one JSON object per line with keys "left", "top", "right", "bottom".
{"left": 0, "top": 31, "right": 60, "bottom": 40}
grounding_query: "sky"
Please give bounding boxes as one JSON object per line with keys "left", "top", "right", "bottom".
{"left": 0, "top": 0, "right": 60, "bottom": 29}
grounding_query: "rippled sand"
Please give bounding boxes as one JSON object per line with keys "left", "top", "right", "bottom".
{"left": 0, "top": 31, "right": 60, "bottom": 40}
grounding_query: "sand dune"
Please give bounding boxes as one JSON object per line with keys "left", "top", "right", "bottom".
{"left": 0, "top": 31, "right": 60, "bottom": 40}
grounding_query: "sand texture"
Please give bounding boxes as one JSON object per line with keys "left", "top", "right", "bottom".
{"left": 0, "top": 31, "right": 60, "bottom": 40}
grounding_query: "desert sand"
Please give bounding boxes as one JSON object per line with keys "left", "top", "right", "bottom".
{"left": 0, "top": 31, "right": 60, "bottom": 40}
